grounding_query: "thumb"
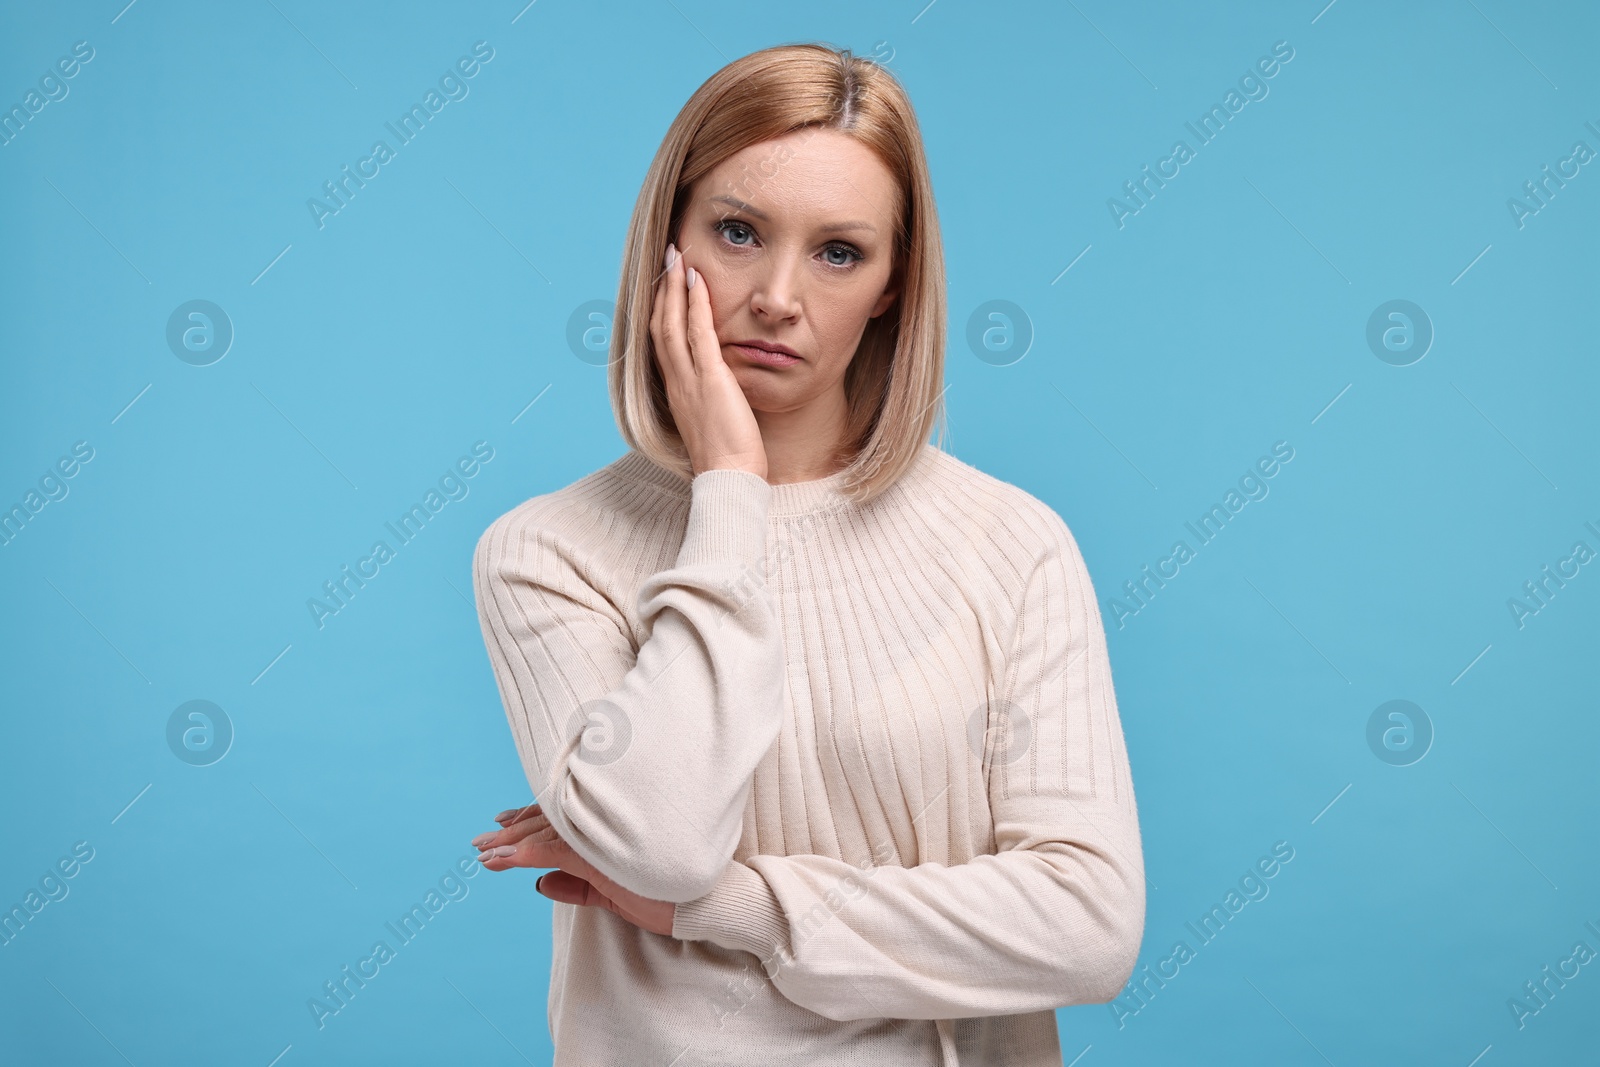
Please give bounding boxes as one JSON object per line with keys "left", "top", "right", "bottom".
{"left": 536, "top": 869, "right": 596, "bottom": 907}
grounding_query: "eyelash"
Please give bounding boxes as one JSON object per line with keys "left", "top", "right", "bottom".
{"left": 711, "top": 219, "right": 866, "bottom": 271}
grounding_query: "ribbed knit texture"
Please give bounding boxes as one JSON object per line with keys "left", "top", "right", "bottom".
{"left": 472, "top": 444, "right": 1145, "bottom": 1067}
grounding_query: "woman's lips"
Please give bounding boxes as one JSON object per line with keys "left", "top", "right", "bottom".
{"left": 730, "top": 343, "right": 801, "bottom": 367}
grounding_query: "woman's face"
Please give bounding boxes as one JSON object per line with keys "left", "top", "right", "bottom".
{"left": 672, "top": 128, "right": 902, "bottom": 416}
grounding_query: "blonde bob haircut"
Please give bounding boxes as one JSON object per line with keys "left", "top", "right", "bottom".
{"left": 607, "top": 42, "right": 947, "bottom": 508}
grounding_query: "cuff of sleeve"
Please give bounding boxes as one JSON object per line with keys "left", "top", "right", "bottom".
{"left": 675, "top": 468, "right": 772, "bottom": 571}
{"left": 671, "top": 859, "right": 790, "bottom": 962}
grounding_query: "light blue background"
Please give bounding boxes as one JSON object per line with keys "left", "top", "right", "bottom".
{"left": 2, "top": 1, "right": 1596, "bottom": 1064}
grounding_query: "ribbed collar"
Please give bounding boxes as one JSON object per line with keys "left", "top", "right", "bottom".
{"left": 610, "top": 448, "right": 854, "bottom": 520}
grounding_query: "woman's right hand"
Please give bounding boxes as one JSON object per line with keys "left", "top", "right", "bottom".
{"left": 474, "top": 804, "right": 676, "bottom": 937}
{"left": 649, "top": 240, "right": 768, "bottom": 480}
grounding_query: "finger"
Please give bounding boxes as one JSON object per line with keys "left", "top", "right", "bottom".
{"left": 473, "top": 804, "right": 544, "bottom": 848}
{"left": 648, "top": 242, "right": 675, "bottom": 364}
{"left": 475, "top": 844, "right": 524, "bottom": 870}
{"left": 659, "top": 242, "right": 690, "bottom": 380}
{"left": 496, "top": 807, "right": 552, "bottom": 837}
{"left": 472, "top": 820, "right": 536, "bottom": 850}
{"left": 648, "top": 243, "right": 713, "bottom": 458}
{"left": 538, "top": 870, "right": 608, "bottom": 910}
{"left": 476, "top": 837, "right": 557, "bottom": 870}
{"left": 495, "top": 803, "right": 538, "bottom": 825}
{"left": 648, "top": 247, "right": 691, "bottom": 422}
{"left": 684, "top": 263, "right": 720, "bottom": 373}
{"left": 482, "top": 810, "right": 558, "bottom": 849}
{"left": 544, "top": 871, "right": 629, "bottom": 926}
{"left": 649, "top": 248, "right": 668, "bottom": 367}
{"left": 476, "top": 816, "right": 584, "bottom": 871}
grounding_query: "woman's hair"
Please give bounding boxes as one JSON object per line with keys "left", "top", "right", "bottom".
{"left": 608, "top": 42, "right": 947, "bottom": 506}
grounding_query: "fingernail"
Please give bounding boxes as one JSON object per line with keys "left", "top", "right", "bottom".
{"left": 536, "top": 873, "right": 548, "bottom": 895}
{"left": 489, "top": 845, "right": 517, "bottom": 858}
{"left": 664, "top": 243, "right": 676, "bottom": 270}
{"left": 687, "top": 266, "right": 697, "bottom": 290}
{"left": 494, "top": 809, "right": 518, "bottom": 821}
{"left": 471, "top": 832, "right": 495, "bottom": 848}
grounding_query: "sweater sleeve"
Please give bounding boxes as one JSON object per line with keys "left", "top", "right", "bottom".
{"left": 670, "top": 507, "right": 1145, "bottom": 1020}
{"left": 472, "top": 468, "right": 787, "bottom": 904}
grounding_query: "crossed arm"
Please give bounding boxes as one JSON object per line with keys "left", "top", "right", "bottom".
{"left": 471, "top": 467, "right": 784, "bottom": 903}
{"left": 470, "top": 472, "right": 1144, "bottom": 1018}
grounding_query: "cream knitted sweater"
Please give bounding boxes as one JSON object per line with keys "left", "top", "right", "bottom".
{"left": 472, "top": 443, "right": 1145, "bottom": 1066}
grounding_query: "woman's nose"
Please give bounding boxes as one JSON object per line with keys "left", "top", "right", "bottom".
{"left": 749, "top": 255, "right": 803, "bottom": 319}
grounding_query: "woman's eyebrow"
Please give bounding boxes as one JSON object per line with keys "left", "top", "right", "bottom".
{"left": 708, "top": 194, "right": 877, "bottom": 234}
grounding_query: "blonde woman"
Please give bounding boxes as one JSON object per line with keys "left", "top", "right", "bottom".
{"left": 469, "top": 42, "right": 1144, "bottom": 1066}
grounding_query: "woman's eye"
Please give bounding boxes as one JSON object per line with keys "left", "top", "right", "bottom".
{"left": 715, "top": 221, "right": 754, "bottom": 246}
{"left": 713, "top": 221, "right": 862, "bottom": 270}
{"left": 823, "top": 244, "right": 864, "bottom": 268}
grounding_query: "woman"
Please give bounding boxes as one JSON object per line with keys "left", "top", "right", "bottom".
{"left": 469, "top": 42, "right": 1144, "bottom": 1066}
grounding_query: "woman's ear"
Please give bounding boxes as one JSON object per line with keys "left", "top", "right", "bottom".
{"left": 870, "top": 261, "right": 902, "bottom": 319}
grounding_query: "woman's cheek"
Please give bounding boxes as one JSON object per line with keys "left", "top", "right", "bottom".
{"left": 705, "top": 274, "right": 742, "bottom": 318}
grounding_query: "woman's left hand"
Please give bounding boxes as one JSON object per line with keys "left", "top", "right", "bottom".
{"left": 472, "top": 803, "right": 677, "bottom": 937}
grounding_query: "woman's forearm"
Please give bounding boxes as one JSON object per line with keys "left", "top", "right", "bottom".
{"left": 474, "top": 467, "right": 785, "bottom": 902}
